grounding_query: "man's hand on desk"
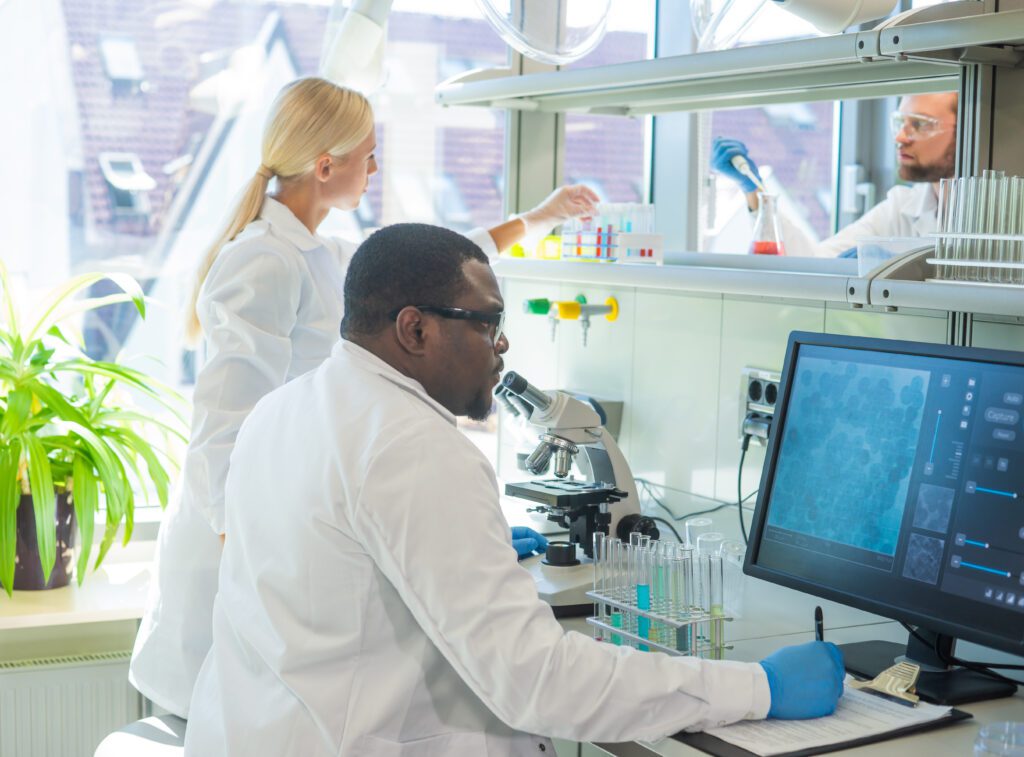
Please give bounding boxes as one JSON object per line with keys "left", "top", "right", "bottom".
{"left": 760, "top": 641, "right": 845, "bottom": 720}
{"left": 510, "top": 526, "right": 549, "bottom": 560}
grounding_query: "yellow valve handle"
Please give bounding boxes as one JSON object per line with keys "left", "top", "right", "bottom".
{"left": 554, "top": 300, "right": 582, "bottom": 320}
{"left": 604, "top": 297, "right": 619, "bottom": 322}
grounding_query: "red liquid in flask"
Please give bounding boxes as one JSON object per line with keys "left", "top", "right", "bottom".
{"left": 751, "top": 241, "right": 783, "bottom": 255}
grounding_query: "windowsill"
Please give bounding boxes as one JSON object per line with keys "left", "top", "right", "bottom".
{"left": 0, "top": 540, "right": 155, "bottom": 631}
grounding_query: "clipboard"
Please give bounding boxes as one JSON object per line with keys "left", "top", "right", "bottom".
{"left": 671, "top": 707, "right": 973, "bottom": 757}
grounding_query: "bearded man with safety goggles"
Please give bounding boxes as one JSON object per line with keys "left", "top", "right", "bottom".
{"left": 711, "top": 92, "right": 959, "bottom": 258}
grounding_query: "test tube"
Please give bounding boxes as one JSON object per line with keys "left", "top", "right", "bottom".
{"left": 636, "top": 543, "right": 651, "bottom": 651}
{"left": 995, "top": 175, "right": 1012, "bottom": 285}
{"left": 676, "top": 545, "right": 694, "bottom": 653}
{"left": 696, "top": 553, "right": 711, "bottom": 656}
{"left": 936, "top": 177, "right": 954, "bottom": 280}
{"left": 720, "top": 539, "right": 747, "bottom": 619}
{"left": 709, "top": 555, "right": 725, "bottom": 660}
{"left": 1013, "top": 177, "right": 1024, "bottom": 285}
{"left": 593, "top": 532, "right": 606, "bottom": 639}
{"left": 684, "top": 517, "right": 713, "bottom": 550}
{"left": 628, "top": 532, "right": 642, "bottom": 608}
{"left": 608, "top": 539, "right": 623, "bottom": 644}
{"left": 695, "top": 531, "right": 725, "bottom": 557}
{"left": 951, "top": 176, "right": 970, "bottom": 282}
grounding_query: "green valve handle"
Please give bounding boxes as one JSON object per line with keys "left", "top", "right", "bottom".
{"left": 523, "top": 298, "right": 552, "bottom": 315}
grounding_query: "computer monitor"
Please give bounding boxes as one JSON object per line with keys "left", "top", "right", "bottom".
{"left": 745, "top": 331, "right": 1023, "bottom": 705}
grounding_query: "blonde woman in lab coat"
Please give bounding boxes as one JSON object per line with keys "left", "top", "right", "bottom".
{"left": 129, "top": 76, "right": 598, "bottom": 719}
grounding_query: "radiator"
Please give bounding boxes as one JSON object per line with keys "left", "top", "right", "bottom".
{"left": 0, "top": 651, "right": 142, "bottom": 757}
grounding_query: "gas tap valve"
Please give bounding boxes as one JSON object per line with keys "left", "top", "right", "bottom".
{"left": 522, "top": 296, "right": 619, "bottom": 346}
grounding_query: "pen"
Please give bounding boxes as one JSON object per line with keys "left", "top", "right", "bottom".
{"left": 814, "top": 606, "right": 824, "bottom": 642}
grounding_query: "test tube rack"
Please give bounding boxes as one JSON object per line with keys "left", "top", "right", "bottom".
{"left": 929, "top": 171, "right": 1024, "bottom": 285}
{"left": 586, "top": 590, "right": 732, "bottom": 659}
{"left": 588, "top": 534, "right": 731, "bottom": 660}
{"left": 561, "top": 203, "right": 663, "bottom": 264}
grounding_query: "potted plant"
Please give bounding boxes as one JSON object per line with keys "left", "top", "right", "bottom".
{"left": 0, "top": 262, "right": 187, "bottom": 594}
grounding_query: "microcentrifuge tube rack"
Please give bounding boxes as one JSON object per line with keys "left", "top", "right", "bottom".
{"left": 561, "top": 203, "right": 664, "bottom": 264}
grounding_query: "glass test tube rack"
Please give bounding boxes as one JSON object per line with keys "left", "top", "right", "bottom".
{"left": 561, "top": 203, "right": 664, "bottom": 264}
{"left": 929, "top": 172, "right": 1024, "bottom": 286}
{"left": 587, "top": 534, "right": 731, "bottom": 659}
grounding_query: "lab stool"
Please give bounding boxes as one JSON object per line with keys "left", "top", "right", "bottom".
{"left": 94, "top": 714, "right": 186, "bottom": 756}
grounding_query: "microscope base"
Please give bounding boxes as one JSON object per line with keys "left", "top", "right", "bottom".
{"left": 522, "top": 555, "right": 594, "bottom": 618}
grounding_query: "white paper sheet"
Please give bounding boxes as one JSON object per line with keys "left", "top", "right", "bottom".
{"left": 704, "top": 678, "right": 953, "bottom": 756}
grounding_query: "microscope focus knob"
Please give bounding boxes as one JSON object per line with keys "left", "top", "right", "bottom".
{"left": 542, "top": 541, "right": 580, "bottom": 567}
{"left": 617, "top": 514, "right": 661, "bottom": 542}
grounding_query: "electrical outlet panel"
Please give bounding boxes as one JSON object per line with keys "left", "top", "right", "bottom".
{"left": 740, "top": 367, "right": 781, "bottom": 443}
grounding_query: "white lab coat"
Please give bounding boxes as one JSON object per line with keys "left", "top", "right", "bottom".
{"left": 185, "top": 340, "right": 771, "bottom": 756}
{"left": 130, "top": 198, "right": 498, "bottom": 718}
{"left": 782, "top": 182, "right": 938, "bottom": 258}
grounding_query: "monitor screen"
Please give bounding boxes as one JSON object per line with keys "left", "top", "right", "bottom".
{"left": 745, "top": 332, "right": 1024, "bottom": 675}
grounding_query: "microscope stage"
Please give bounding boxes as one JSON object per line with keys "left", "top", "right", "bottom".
{"left": 504, "top": 479, "right": 624, "bottom": 508}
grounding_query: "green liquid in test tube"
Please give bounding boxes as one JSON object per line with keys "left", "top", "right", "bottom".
{"left": 636, "top": 538, "right": 651, "bottom": 651}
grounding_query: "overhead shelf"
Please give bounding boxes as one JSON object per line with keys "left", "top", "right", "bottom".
{"left": 436, "top": 7, "right": 1024, "bottom": 115}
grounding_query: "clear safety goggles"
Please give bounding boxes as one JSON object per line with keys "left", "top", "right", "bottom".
{"left": 390, "top": 305, "right": 506, "bottom": 346}
{"left": 889, "top": 112, "right": 950, "bottom": 140}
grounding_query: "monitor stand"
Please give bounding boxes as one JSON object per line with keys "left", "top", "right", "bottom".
{"left": 840, "top": 636, "right": 1018, "bottom": 706}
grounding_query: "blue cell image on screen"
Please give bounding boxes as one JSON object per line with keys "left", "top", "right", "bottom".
{"left": 767, "top": 355, "right": 930, "bottom": 556}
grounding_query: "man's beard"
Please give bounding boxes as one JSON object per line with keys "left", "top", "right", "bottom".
{"left": 899, "top": 141, "right": 955, "bottom": 183}
{"left": 467, "top": 389, "right": 493, "bottom": 422}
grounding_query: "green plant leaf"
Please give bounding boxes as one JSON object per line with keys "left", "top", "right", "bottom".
{"left": 71, "top": 455, "right": 98, "bottom": 586}
{"left": 51, "top": 360, "right": 188, "bottom": 423}
{"left": 1, "top": 388, "right": 32, "bottom": 437}
{"left": 26, "top": 273, "right": 145, "bottom": 343}
{"left": 101, "top": 411, "right": 188, "bottom": 445}
{"left": 113, "top": 427, "right": 171, "bottom": 508}
{"left": 21, "top": 433, "right": 56, "bottom": 583}
{"left": 94, "top": 518, "right": 120, "bottom": 570}
{"left": 25, "top": 382, "right": 89, "bottom": 427}
{"left": 0, "top": 441, "right": 22, "bottom": 597}
{"left": 65, "top": 423, "right": 128, "bottom": 525}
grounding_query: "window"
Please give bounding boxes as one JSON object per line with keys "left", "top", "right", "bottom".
{"left": 704, "top": 101, "right": 837, "bottom": 254}
{"left": 98, "top": 152, "right": 155, "bottom": 217}
{"left": 99, "top": 36, "right": 147, "bottom": 95}
{"left": 7, "top": 0, "right": 510, "bottom": 501}
{"left": 563, "top": 1, "right": 655, "bottom": 204}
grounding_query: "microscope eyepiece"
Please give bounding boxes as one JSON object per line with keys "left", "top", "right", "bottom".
{"left": 501, "top": 371, "right": 529, "bottom": 395}
{"left": 500, "top": 371, "right": 552, "bottom": 411}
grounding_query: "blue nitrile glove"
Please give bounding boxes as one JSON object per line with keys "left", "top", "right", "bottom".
{"left": 759, "top": 641, "right": 845, "bottom": 719}
{"left": 511, "top": 526, "right": 549, "bottom": 560}
{"left": 710, "top": 137, "right": 764, "bottom": 194}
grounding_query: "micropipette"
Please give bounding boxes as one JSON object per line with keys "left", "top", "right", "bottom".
{"left": 730, "top": 154, "right": 766, "bottom": 193}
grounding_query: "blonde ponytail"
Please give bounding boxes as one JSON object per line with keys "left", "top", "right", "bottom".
{"left": 184, "top": 77, "right": 374, "bottom": 345}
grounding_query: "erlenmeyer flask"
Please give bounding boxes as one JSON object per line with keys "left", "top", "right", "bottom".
{"left": 749, "top": 193, "right": 785, "bottom": 255}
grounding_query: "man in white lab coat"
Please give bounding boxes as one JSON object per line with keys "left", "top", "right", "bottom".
{"left": 713, "top": 92, "right": 958, "bottom": 257}
{"left": 185, "top": 223, "right": 844, "bottom": 755}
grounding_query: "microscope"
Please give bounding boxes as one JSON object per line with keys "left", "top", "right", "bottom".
{"left": 496, "top": 371, "right": 659, "bottom": 616}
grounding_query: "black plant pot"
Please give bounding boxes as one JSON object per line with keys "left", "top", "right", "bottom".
{"left": 7, "top": 492, "right": 76, "bottom": 591}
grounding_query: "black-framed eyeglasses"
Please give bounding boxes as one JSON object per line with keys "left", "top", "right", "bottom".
{"left": 389, "top": 305, "right": 506, "bottom": 345}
